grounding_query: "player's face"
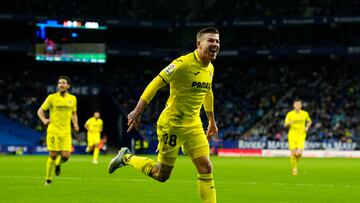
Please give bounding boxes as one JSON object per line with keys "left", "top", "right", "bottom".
{"left": 293, "top": 101, "right": 302, "bottom": 110}
{"left": 197, "top": 33, "right": 220, "bottom": 62}
{"left": 57, "top": 79, "right": 70, "bottom": 93}
{"left": 94, "top": 112, "right": 100, "bottom": 118}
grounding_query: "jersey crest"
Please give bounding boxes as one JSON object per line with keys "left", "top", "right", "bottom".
{"left": 164, "top": 64, "right": 176, "bottom": 75}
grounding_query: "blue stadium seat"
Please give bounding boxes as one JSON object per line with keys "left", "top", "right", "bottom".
{"left": 0, "top": 115, "right": 43, "bottom": 145}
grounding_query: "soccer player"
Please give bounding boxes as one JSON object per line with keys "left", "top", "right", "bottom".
{"left": 84, "top": 111, "right": 103, "bottom": 164}
{"left": 108, "top": 27, "right": 220, "bottom": 203}
{"left": 37, "top": 76, "right": 79, "bottom": 185}
{"left": 284, "top": 99, "right": 312, "bottom": 176}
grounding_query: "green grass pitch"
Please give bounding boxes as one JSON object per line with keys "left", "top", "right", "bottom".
{"left": 0, "top": 155, "right": 359, "bottom": 203}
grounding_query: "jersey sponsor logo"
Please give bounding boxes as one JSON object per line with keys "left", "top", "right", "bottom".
{"left": 55, "top": 105, "right": 73, "bottom": 111}
{"left": 191, "top": 81, "right": 212, "bottom": 93}
{"left": 163, "top": 64, "right": 176, "bottom": 75}
{"left": 192, "top": 81, "right": 212, "bottom": 89}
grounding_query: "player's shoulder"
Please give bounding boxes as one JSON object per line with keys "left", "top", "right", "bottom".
{"left": 67, "top": 93, "right": 77, "bottom": 99}
{"left": 287, "top": 110, "right": 295, "bottom": 116}
{"left": 48, "top": 92, "right": 58, "bottom": 97}
{"left": 47, "top": 92, "right": 58, "bottom": 100}
{"left": 163, "top": 52, "right": 192, "bottom": 75}
{"left": 173, "top": 51, "right": 196, "bottom": 65}
{"left": 301, "top": 110, "right": 309, "bottom": 115}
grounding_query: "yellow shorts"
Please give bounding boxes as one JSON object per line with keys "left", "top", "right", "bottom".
{"left": 288, "top": 135, "right": 306, "bottom": 150}
{"left": 156, "top": 125, "right": 210, "bottom": 166}
{"left": 46, "top": 132, "right": 72, "bottom": 151}
{"left": 87, "top": 133, "right": 100, "bottom": 146}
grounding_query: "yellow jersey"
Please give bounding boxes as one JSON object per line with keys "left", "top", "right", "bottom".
{"left": 41, "top": 92, "right": 77, "bottom": 135}
{"left": 85, "top": 117, "right": 103, "bottom": 135}
{"left": 284, "top": 110, "right": 311, "bottom": 137}
{"left": 157, "top": 50, "right": 214, "bottom": 127}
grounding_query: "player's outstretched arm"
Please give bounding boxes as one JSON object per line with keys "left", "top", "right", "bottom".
{"left": 127, "top": 98, "right": 147, "bottom": 132}
{"left": 127, "top": 76, "right": 167, "bottom": 132}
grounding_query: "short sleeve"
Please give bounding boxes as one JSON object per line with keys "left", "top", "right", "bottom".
{"left": 158, "top": 57, "right": 185, "bottom": 84}
{"left": 41, "top": 95, "right": 52, "bottom": 111}
{"left": 72, "top": 96, "right": 77, "bottom": 112}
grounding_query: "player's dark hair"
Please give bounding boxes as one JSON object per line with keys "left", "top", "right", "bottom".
{"left": 196, "top": 27, "right": 220, "bottom": 40}
{"left": 58, "top": 75, "right": 71, "bottom": 85}
{"left": 294, "top": 99, "right": 302, "bottom": 103}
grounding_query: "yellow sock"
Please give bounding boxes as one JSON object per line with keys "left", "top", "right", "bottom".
{"left": 93, "top": 147, "right": 100, "bottom": 161}
{"left": 46, "top": 157, "right": 55, "bottom": 180}
{"left": 198, "top": 173, "right": 216, "bottom": 203}
{"left": 124, "top": 154, "right": 156, "bottom": 176}
{"left": 291, "top": 155, "right": 298, "bottom": 170}
{"left": 55, "top": 155, "right": 61, "bottom": 166}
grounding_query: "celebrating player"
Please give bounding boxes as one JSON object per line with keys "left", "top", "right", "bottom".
{"left": 108, "top": 27, "right": 220, "bottom": 202}
{"left": 37, "top": 76, "right": 79, "bottom": 185}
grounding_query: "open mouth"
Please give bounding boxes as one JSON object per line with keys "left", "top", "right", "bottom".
{"left": 209, "top": 48, "right": 218, "bottom": 54}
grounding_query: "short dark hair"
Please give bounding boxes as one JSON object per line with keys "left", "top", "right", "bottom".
{"left": 294, "top": 99, "right": 302, "bottom": 103}
{"left": 196, "top": 27, "right": 220, "bottom": 40}
{"left": 58, "top": 75, "right": 71, "bottom": 85}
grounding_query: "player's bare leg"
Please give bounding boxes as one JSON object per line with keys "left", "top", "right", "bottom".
{"left": 148, "top": 163, "right": 173, "bottom": 182}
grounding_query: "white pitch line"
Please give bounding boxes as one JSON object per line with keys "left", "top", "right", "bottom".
{"left": 0, "top": 175, "right": 357, "bottom": 188}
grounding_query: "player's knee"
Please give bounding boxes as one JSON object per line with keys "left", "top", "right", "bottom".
{"left": 199, "top": 161, "right": 213, "bottom": 174}
{"left": 61, "top": 155, "right": 69, "bottom": 162}
{"left": 205, "top": 162, "right": 213, "bottom": 173}
{"left": 49, "top": 152, "right": 57, "bottom": 160}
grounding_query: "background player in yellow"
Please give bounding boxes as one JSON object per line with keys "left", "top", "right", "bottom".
{"left": 37, "top": 76, "right": 79, "bottom": 185}
{"left": 284, "top": 99, "right": 312, "bottom": 175}
{"left": 108, "top": 27, "right": 220, "bottom": 203}
{"left": 84, "top": 111, "right": 103, "bottom": 164}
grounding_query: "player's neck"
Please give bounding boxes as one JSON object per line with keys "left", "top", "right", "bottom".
{"left": 59, "top": 91, "right": 67, "bottom": 97}
{"left": 199, "top": 56, "right": 210, "bottom": 66}
{"left": 295, "top": 109, "right": 301, "bottom": 113}
{"left": 196, "top": 50, "right": 210, "bottom": 66}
